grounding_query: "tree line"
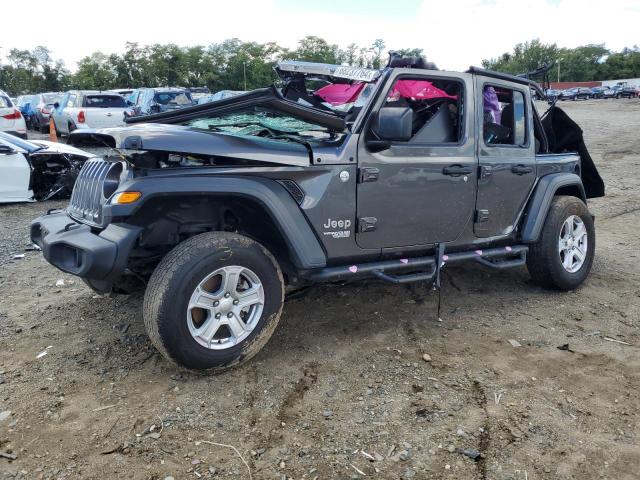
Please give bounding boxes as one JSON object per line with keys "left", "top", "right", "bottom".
{"left": 482, "top": 39, "right": 640, "bottom": 82}
{"left": 0, "top": 37, "right": 423, "bottom": 96}
{"left": 2, "top": 36, "right": 639, "bottom": 96}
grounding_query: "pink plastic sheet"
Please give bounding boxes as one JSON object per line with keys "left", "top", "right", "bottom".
{"left": 315, "top": 82, "right": 365, "bottom": 105}
{"left": 388, "top": 80, "right": 457, "bottom": 100}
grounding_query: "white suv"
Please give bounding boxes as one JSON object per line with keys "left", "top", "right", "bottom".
{"left": 51, "top": 90, "right": 128, "bottom": 136}
{"left": 0, "top": 90, "right": 27, "bottom": 139}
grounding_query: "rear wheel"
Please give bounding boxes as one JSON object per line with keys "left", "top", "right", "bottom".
{"left": 527, "top": 196, "right": 595, "bottom": 290}
{"left": 39, "top": 119, "right": 49, "bottom": 134}
{"left": 143, "top": 232, "right": 284, "bottom": 372}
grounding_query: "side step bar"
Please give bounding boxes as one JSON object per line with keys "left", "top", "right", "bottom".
{"left": 304, "top": 245, "right": 528, "bottom": 284}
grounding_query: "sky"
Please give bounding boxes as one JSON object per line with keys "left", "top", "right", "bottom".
{"left": 1, "top": 0, "right": 639, "bottom": 71}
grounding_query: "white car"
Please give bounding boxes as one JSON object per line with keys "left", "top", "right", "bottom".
{"left": 0, "top": 90, "right": 28, "bottom": 139}
{"left": 51, "top": 90, "right": 129, "bottom": 136}
{"left": 0, "top": 131, "right": 93, "bottom": 203}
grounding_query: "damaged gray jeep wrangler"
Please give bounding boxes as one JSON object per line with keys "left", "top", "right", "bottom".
{"left": 31, "top": 57, "right": 605, "bottom": 371}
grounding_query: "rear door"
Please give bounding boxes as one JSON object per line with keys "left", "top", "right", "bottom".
{"left": 356, "top": 70, "right": 477, "bottom": 249}
{"left": 474, "top": 77, "right": 536, "bottom": 238}
{"left": 83, "top": 95, "right": 127, "bottom": 128}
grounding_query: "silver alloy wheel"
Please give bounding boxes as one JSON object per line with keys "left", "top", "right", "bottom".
{"left": 558, "top": 215, "right": 588, "bottom": 273}
{"left": 187, "top": 266, "right": 265, "bottom": 350}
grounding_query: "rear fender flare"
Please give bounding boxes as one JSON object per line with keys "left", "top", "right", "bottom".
{"left": 108, "top": 175, "right": 327, "bottom": 269}
{"left": 521, "top": 173, "right": 587, "bottom": 243}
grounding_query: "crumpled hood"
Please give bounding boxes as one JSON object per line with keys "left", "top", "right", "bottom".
{"left": 67, "top": 123, "right": 312, "bottom": 167}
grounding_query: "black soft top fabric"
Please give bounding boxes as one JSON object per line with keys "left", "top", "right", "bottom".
{"left": 541, "top": 106, "right": 605, "bottom": 198}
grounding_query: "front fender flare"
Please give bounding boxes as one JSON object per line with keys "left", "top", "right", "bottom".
{"left": 521, "top": 173, "right": 587, "bottom": 243}
{"left": 107, "top": 175, "right": 327, "bottom": 269}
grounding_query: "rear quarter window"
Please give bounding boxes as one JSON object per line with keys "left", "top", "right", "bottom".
{"left": 84, "top": 95, "right": 127, "bottom": 108}
{"left": 1, "top": 96, "right": 14, "bottom": 108}
{"left": 482, "top": 85, "right": 527, "bottom": 147}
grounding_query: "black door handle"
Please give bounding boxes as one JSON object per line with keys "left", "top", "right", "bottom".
{"left": 443, "top": 164, "right": 473, "bottom": 176}
{"left": 512, "top": 164, "right": 533, "bottom": 175}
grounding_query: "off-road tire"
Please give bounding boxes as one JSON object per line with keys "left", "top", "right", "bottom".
{"left": 143, "top": 232, "right": 284, "bottom": 372}
{"left": 527, "top": 196, "right": 595, "bottom": 290}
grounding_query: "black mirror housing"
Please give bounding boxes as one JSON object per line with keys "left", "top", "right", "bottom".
{"left": 53, "top": 102, "right": 60, "bottom": 109}
{"left": 376, "top": 107, "right": 413, "bottom": 141}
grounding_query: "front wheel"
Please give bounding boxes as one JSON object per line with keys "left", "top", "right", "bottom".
{"left": 527, "top": 196, "right": 595, "bottom": 290}
{"left": 143, "top": 232, "right": 284, "bottom": 371}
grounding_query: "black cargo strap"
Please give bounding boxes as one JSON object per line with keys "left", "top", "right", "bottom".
{"left": 434, "top": 243, "right": 446, "bottom": 322}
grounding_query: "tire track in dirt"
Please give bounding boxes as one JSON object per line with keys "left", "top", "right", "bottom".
{"left": 471, "top": 379, "right": 490, "bottom": 480}
{"left": 276, "top": 362, "right": 319, "bottom": 424}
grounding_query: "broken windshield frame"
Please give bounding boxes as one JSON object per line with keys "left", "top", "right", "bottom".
{"left": 182, "top": 80, "right": 381, "bottom": 147}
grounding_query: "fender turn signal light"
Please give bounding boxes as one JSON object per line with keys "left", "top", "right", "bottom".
{"left": 113, "top": 191, "right": 142, "bottom": 204}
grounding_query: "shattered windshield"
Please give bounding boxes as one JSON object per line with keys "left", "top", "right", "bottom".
{"left": 185, "top": 106, "right": 338, "bottom": 144}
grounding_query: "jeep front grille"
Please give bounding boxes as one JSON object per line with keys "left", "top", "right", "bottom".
{"left": 67, "top": 159, "right": 113, "bottom": 226}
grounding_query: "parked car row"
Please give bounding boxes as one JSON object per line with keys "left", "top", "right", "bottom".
{"left": 546, "top": 84, "right": 639, "bottom": 101}
{"left": 4, "top": 86, "right": 210, "bottom": 137}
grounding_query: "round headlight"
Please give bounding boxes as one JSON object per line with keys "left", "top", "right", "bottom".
{"left": 103, "top": 162, "right": 123, "bottom": 199}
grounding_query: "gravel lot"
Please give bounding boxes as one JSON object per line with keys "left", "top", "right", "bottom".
{"left": 1, "top": 99, "right": 639, "bottom": 480}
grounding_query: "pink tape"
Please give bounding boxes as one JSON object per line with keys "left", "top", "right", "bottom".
{"left": 442, "top": 255, "right": 449, "bottom": 261}
{"left": 400, "top": 258, "right": 409, "bottom": 264}
{"left": 505, "top": 246, "right": 512, "bottom": 252}
{"left": 349, "top": 265, "right": 358, "bottom": 273}
{"left": 475, "top": 250, "right": 483, "bottom": 256}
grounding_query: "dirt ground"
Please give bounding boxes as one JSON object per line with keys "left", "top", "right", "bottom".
{"left": 1, "top": 99, "right": 639, "bottom": 480}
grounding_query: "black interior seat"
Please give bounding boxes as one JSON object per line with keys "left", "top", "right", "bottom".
{"left": 500, "top": 103, "right": 514, "bottom": 144}
{"left": 409, "top": 103, "right": 455, "bottom": 144}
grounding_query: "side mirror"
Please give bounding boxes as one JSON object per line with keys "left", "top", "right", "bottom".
{"left": 53, "top": 102, "right": 60, "bottom": 109}
{"left": 0, "top": 144, "right": 16, "bottom": 155}
{"left": 149, "top": 103, "right": 160, "bottom": 113}
{"left": 126, "top": 100, "right": 133, "bottom": 106}
{"left": 376, "top": 107, "right": 413, "bottom": 141}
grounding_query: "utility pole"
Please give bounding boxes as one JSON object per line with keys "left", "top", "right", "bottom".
{"left": 243, "top": 62, "right": 247, "bottom": 91}
{"left": 557, "top": 60, "right": 561, "bottom": 83}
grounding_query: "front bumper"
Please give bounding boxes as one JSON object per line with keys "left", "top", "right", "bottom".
{"left": 30, "top": 211, "right": 141, "bottom": 291}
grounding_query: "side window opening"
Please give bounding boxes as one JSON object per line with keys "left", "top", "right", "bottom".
{"left": 483, "top": 85, "right": 526, "bottom": 146}
{"left": 369, "top": 77, "right": 464, "bottom": 145}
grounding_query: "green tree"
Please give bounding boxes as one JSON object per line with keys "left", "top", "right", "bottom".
{"left": 482, "top": 39, "right": 560, "bottom": 76}
{"left": 75, "top": 52, "right": 117, "bottom": 89}
{"left": 556, "top": 44, "right": 609, "bottom": 82}
{"left": 371, "top": 39, "right": 386, "bottom": 69}
{"left": 292, "top": 36, "right": 344, "bottom": 64}
{"left": 0, "top": 46, "right": 69, "bottom": 95}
